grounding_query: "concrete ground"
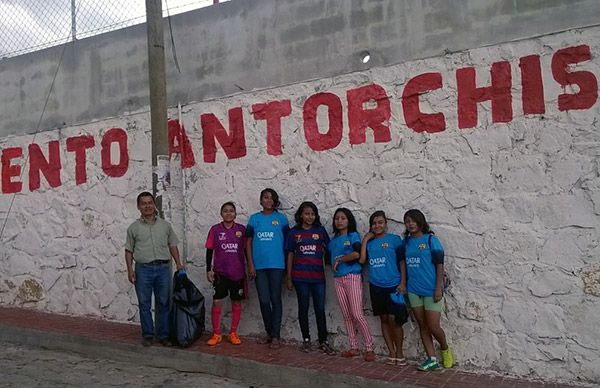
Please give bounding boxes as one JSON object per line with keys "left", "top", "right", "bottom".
{"left": 1, "top": 341, "right": 262, "bottom": 387}
{"left": 0, "top": 307, "right": 587, "bottom": 388}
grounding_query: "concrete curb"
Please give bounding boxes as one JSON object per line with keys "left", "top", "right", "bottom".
{"left": 0, "top": 324, "right": 419, "bottom": 388}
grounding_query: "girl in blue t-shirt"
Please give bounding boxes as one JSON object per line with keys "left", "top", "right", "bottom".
{"left": 245, "top": 188, "right": 289, "bottom": 349}
{"left": 359, "top": 210, "right": 408, "bottom": 366}
{"left": 399, "top": 209, "right": 453, "bottom": 371}
{"left": 328, "top": 208, "right": 375, "bottom": 361}
{"left": 285, "top": 201, "right": 334, "bottom": 354}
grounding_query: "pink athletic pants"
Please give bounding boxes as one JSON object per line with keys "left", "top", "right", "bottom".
{"left": 334, "top": 273, "right": 374, "bottom": 351}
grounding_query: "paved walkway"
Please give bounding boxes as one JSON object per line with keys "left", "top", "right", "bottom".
{"left": 0, "top": 307, "right": 581, "bottom": 388}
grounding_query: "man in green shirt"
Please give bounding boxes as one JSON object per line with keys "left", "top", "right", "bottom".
{"left": 125, "top": 191, "right": 184, "bottom": 347}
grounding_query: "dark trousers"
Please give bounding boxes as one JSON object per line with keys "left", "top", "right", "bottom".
{"left": 255, "top": 269, "right": 284, "bottom": 339}
{"left": 293, "top": 281, "right": 327, "bottom": 343}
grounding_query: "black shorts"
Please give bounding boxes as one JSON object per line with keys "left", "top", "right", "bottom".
{"left": 369, "top": 284, "right": 408, "bottom": 325}
{"left": 213, "top": 275, "right": 245, "bottom": 301}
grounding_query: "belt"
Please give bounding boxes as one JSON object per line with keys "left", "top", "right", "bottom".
{"left": 146, "top": 260, "right": 170, "bottom": 265}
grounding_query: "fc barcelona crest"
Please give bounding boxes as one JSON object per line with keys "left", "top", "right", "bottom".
{"left": 272, "top": 220, "right": 279, "bottom": 226}
{"left": 382, "top": 242, "right": 389, "bottom": 249}
{"left": 235, "top": 231, "right": 243, "bottom": 238}
{"left": 418, "top": 243, "right": 426, "bottom": 250}
{"left": 312, "top": 234, "right": 320, "bottom": 240}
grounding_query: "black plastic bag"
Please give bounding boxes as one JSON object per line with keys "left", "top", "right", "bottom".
{"left": 169, "top": 271, "right": 205, "bottom": 347}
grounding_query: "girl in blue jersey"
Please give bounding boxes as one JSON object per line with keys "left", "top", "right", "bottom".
{"left": 359, "top": 210, "right": 408, "bottom": 366}
{"left": 246, "top": 188, "right": 289, "bottom": 349}
{"left": 399, "top": 209, "right": 453, "bottom": 371}
{"left": 328, "top": 208, "right": 375, "bottom": 361}
{"left": 285, "top": 202, "right": 334, "bottom": 354}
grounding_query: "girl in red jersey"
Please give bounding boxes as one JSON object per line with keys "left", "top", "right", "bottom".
{"left": 205, "top": 202, "right": 248, "bottom": 346}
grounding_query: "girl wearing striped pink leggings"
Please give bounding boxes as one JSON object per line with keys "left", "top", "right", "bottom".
{"left": 328, "top": 208, "right": 375, "bottom": 361}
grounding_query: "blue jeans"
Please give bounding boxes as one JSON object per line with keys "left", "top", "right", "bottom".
{"left": 293, "top": 281, "right": 328, "bottom": 343}
{"left": 134, "top": 262, "right": 171, "bottom": 339}
{"left": 255, "top": 269, "right": 284, "bottom": 339}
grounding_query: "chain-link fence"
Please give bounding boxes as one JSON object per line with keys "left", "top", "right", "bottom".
{"left": 0, "top": 0, "right": 227, "bottom": 58}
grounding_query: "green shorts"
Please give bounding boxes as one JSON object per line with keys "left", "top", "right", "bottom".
{"left": 407, "top": 292, "right": 444, "bottom": 312}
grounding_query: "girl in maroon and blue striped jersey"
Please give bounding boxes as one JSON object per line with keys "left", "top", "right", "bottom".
{"left": 285, "top": 201, "right": 334, "bottom": 354}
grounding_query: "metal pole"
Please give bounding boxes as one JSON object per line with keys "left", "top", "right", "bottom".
{"left": 145, "top": 0, "right": 169, "bottom": 219}
{"left": 71, "top": 0, "right": 77, "bottom": 40}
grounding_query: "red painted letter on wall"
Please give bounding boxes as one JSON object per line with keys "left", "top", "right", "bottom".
{"left": 402, "top": 72, "right": 446, "bottom": 133}
{"left": 303, "top": 92, "right": 343, "bottom": 151}
{"left": 29, "top": 141, "right": 62, "bottom": 191}
{"left": 519, "top": 55, "right": 545, "bottom": 115}
{"left": 101, "top": 128, "right": 129, "bottom": 177}
{"left": 347, "top": 84, "right": 391, "bottom": 144}
{"left": 252, "top": 99, "right": 292, "bottom": 156}
{"left": 66, "top": 135, "right": 95, "bottom": 185}
{"left": 201, "top": 107, "right": 247, "bottom": 163}
{"left": 1, "top": 147, "right": 23, "bottom": 194}
{"left": 552, "top": 45, "right": 598, "bottom": 111}
{"left": 168, "top": 119, "right": 196, "bottom": 168}
{"left": 457, "top": 61, "right": 513, "bottom": 129}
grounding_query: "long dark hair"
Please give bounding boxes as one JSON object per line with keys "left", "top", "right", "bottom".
{"left": 403, "top": 209, "right": 433, "bottom": 238}
{"left": 260, "top": 188, "right": 280, "bottom": 209}
{"left": 332, "top": 208, "right": 357, "bottom": 235}
{"left": 294, "top": 201, "right": 321, "bottom": 227}
{"left": 369, "top": 210, "right": 387, "bottom": 227}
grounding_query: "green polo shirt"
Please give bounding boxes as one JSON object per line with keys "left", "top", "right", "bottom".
{"left": 125, "top": 217, "right": 179, "bottom": 264}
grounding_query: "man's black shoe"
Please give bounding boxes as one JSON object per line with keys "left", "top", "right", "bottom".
{"left": 142, "top": 337, "right": 153, "bottom": 347}
{"left": 159, "top": 339, "right": 173, "bottom": 347}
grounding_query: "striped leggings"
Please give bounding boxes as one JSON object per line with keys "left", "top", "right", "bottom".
{"left": 334, "top": 273, "right": 374, "bottom": 351}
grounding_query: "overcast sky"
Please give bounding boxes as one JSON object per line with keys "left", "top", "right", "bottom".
{"left": 0, "top": 0, "right": 227, "bottom": 57}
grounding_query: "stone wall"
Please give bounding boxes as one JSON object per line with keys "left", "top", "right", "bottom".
{"left": 0, "top": 116, "right": 151, "bottom": 320}
{"left": 174, "top": 27, "right": 600, "bottom": 383}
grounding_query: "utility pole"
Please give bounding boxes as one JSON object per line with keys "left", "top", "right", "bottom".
{"left": 146, "top": 0, "right": 170, "bottom": 336}
{"left": 145, "top": 0, "right": 169, "bottom": 218}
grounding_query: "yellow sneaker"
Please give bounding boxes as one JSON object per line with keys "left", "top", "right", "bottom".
{"left": 228, "top": 332, "right": 242, "bottom": 345}
{"left": 441, "top": 346, "right": 454, "bottom": 368}
{"left": 207, "top": 334, "right": 222, "bottom": 346}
